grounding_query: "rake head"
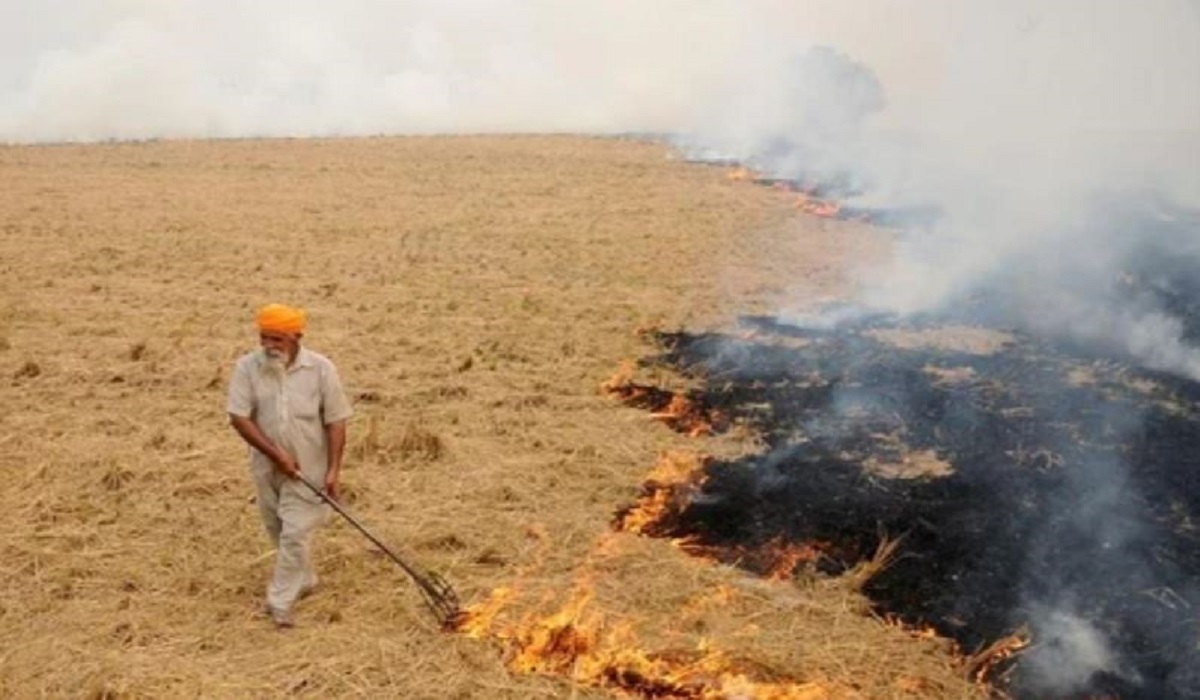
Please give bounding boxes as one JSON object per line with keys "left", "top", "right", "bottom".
{"left": 412, "top": 569, "right": 462, "bottom": 628}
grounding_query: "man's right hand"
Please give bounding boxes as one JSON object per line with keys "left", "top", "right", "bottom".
{"left": 275, "top": 454, "right": 302, "bottom": 479}
{"left": 230, "top": 415, "right": 301, "bottom": 480}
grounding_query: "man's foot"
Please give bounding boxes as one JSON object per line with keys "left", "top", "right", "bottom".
{"left": 267, "top": 605, "right": 294, "bottom": 629}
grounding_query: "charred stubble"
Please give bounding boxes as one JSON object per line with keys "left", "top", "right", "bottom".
{"left": 621, "top": 315, "right": 1200, "bottom": 699}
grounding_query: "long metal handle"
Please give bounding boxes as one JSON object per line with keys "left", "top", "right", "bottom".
{"left": 295, "top": 472, "right": 460, "bottom": 626}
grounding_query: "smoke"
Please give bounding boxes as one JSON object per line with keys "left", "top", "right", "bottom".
{"left": 845, "top": 2, "right": 1200, "bottom": 380}
{"left": 0, "top": 0, "right": 861, "bottom": 142}
{"left": 1021, "top": 608, "right": 1125, "bottom": 694}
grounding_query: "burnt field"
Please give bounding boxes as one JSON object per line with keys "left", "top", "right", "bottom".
{"left": 621, "top": 305, "right": 1200, "bottom": 698}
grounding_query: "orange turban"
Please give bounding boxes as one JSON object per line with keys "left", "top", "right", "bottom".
{"left": 255, "top": 304, "right": 307, "bottom": 334}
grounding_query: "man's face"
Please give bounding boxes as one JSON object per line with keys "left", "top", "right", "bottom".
{"left": 260, "top": 331, "right": 300, "bottom": 362}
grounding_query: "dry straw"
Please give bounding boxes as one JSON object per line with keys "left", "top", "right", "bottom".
{"left": 1, "top": 135, "right": 985, "bottom": 698}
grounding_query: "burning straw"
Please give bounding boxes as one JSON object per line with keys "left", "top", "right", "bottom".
{"left": 451, "top": 530, "right": 985, "bottom": 699}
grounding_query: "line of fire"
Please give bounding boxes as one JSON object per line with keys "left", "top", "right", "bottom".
{"left": 452, "top": 169, "right": 1200, "bottom": 699}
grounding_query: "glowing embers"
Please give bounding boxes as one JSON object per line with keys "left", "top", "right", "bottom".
{"left": 604, "top": 362, "right": 728, "bottom": 437}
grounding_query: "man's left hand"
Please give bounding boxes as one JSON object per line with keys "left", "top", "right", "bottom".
{"left": 324, "top": 471, "right": 340, "bottom": 501}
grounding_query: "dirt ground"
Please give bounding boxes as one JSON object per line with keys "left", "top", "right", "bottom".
{"left": 0, "top": 136, "right": 987, "bottom": 698}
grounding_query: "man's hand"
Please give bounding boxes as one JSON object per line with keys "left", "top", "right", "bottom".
{"left": 275, "top": 453, "right": 302, "bottom": 480}
{"left": 230, "top": 415, "right": 301, "bottom": 480}
{"left": 324, "top": 470, "right": 340, "bottom": 501}
{"left": 325, "top": 419, "right": 347, "bottom": 502}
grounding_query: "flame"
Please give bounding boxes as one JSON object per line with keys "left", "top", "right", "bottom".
{"left": 794, "top": 194, "right": 842, "bottom": 219}
{"left": 617, "top": 454, "right": 828, "bottom": 581}
{"left": 604, "top": 364, "right": 725, "bottom": 437}
{"left": 615, "top": 451, "right": 710, "bottom": 536}
{"left": 455, "top": 579, "right": 838, "bottom": 699}
{"left": 676, "top": 536, "right": 827, "bottom": 581}
{"left": 509, "top": 589, "right": 598, "bottom": 675}
{"left": 963, "top": 628, "right": 1030, "bottom": 684}
{"left": 456, "top": 585, "right": 520, "bottom": 639}
{"left": 602, "top": 359, "right": 638, "bottom": 394}
{"left": 727, "top": 166, "right": 758, "bottom": 182}
{"left": 761, "top": 539, "right": 824, "bottom": 581}
{"left": 648, "top": 393, "right": 723, "bottom": 437}
{"left": 881, "top": 613, "right": 941, "bottom": 642}
{"left": 726, "top": 164, "right": 855, "bottom": 220}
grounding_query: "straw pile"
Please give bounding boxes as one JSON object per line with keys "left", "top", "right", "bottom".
{"left": 0, "top": 135, "right": 985, "bottom": 698}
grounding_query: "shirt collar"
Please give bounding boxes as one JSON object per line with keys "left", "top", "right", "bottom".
{"left": 292, "top": 347, "right": 316, "bottom": 369}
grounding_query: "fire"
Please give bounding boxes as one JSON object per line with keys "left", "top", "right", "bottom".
{"left": 616, "top": 453, "right": 831, "bottom": 582}
{"left": 726, "top": 166, "right": 758, "bottom": 182}
{"left": 675, "top": 536, "right": 827, "bottom": 582}
{"left": 614, "top": 451, "right": 710, "bottom": 536}
{"left": 507, "top": 590, "right": 597, "bottom": 675}
{"left": 761, "top": 539, "right": 824, "bottom": 581}
{"left": 724, "top": 162, "right": 859, "bottom": 221}
{"left": 794, "top": 194, "right": 842, "bottom": 219}
{"left": 455, "top": 444, "right": 1000, "bottom": 699}
{"left": 963, "top": 628, "right": 1030, "bottom": 684}
{"left": 454, "top": 585, "right": 598, "bottom": 676}
{"left": 454, "top": 577, "right": 838, "bottom": 699}
{"left": 649, "top": 393, "right": 725, "bottom": 437}
{"left": 881, "top": 613, "right": 942, "bottom": 642}
{"left": 604, "top": 363, "right": 726, "bottom": 437}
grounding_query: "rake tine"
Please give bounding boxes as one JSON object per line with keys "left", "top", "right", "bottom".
{"left": 411, "top": 570, "right": 461, "bottom": 626}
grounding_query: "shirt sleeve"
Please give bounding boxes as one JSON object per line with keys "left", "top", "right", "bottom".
{"left": 321, "top": 361, "right": 354, "bottom": 424}
{"left": 226, "top": 357, "right": 255, "bottom": 418}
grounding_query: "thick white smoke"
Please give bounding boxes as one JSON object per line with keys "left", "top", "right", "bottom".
{"left": 0, "top": 1, "right": 810, "bottom": 140}
{"left": 846, "top": 2, "right": 1200, "bottom": 381}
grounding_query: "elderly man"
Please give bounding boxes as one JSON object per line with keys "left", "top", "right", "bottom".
{"left": 227, "top": 303, "right": 353, "bottom": 628}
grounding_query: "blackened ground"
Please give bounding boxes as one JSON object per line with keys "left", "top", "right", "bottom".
{"left": 627, "top": 316, "right": 1200, "bottom": 699}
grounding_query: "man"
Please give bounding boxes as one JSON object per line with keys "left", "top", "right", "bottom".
{"left": 227, "top": 303, "right": 353, "bottom": 628}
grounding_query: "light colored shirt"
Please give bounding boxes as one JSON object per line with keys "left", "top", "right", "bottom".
{"left": 227, "top": 347, "right": 353, "bottom": 483}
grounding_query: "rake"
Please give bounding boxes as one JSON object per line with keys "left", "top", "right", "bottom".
{"left": 295, "top": 473, "right": 461, "bottom": 627}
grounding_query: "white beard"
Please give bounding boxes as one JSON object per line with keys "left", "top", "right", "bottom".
{"left": 263, "top": 350, "right": 288, "bottom": 378}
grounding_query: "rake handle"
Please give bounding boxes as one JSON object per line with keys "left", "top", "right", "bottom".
{"left": 294, "top": 472, "right": 460, "bottom": 624}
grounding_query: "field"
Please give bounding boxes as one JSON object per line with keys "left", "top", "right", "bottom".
{"left": 0, "top": 136, "right": 985, "bottom": 698}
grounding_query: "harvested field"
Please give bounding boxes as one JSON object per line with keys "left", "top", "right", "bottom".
{"left": 0, "top": 136, "right": 984, "bottom": 698}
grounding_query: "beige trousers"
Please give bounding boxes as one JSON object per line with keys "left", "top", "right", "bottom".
{"left": 252, "top": 462, "right": 328, "bottom": 612}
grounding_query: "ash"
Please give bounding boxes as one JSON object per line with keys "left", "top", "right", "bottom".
{"left": 633, "top": 310, "right": 1200, "bottom": 699}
